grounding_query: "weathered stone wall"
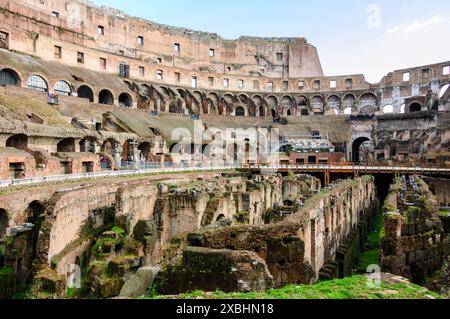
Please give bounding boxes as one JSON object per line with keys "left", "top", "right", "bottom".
{"left": 381, "top": 176, "right": 450, "bottom": 284}
{"left": 183, "top": 176, "right": 377, "bottom": 287}
{"left": 422, "top": 177, "right": 450, "bottom": 207}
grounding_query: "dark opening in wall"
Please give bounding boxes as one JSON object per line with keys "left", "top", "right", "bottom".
{"left": 6, "top": 134, "right": 28, "bottom": 150}
{"left": 82, "top": 162, "right": 94, "bottom": 173}
{"left": 119, "top": 93, "right": 133, "bottom": 108}
{"left": 57, "top": 138, "right": 76, "bottom": 153}
{"left": 77, "top": 85, "right": 94, "bottom": 102}
{"left": 0, "top": 209, "right": 8, "bottom": 238}
{"left": 99, "top": 89, "right": 114, "bottom": 105}
{"left": 77, "top": 52, "right": 84, "bottom": 64}
{"left": 0, "top": 31, "right": 9, "bottom": 50}
{"left": 352, "top": 137, "right": 371, "bottom": 162}
{"left": 235, "top": 106, "right": 245, "bottom": 116}
{"left": 409, "top": 103, "right": 422, "bottom": 112}
{"left": 0, "top": 69, "right": 20, "bottom": 86}
{"left": 9, "top": 163, "right": 24, "bottom": 179}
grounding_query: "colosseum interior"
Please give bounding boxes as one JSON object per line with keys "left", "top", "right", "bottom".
{"left": 0, "top": 0, "right": 449, "bottom": 301}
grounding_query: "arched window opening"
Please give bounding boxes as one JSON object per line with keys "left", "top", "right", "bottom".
{"left": 352, "top": 137, "right": 371, "bottom": 163}
{"left": 119, "top": 93, "right": 133, "bottom": 108}
{"left": 77, "top": 85, "right": 94, "bottom": 102}
{"left": 99, "top": 89, "right": 114, "bottom": 105}
{"left": 138, "top": 142, "right": 152, "bottom": 162}
{"left": 54, "top": 81, "right": 72, "bottom": 96}
{"left": 0, "top": 69, "right": 20, "bottom": 86}
{"left": 6, "top": 134, "right": 28, "bottom": 150}
{"left": 235, "top": 106, "right": 245, "bottom": 117}
{"left": 27, "top": 75, "right": 48, "bottom": 92}
{"left": 57, "top": 138, "right": 76, "bottom": 153}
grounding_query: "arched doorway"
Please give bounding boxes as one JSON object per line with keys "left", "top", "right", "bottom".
{"left": 311, "top": 96, "right": 325, "bottom": 115}
{"left": 77, "top": 85, "right": 94, "bottom": 102}
{"left": 235, "top": 106, "right": 245, "bottom": 117}
{"left": 138, "top": 142, "right": 151, "bottom": 162}
{"left": 298, "top": 96, "right": 309, "bottom": 116}
{"left": 101, "top": 139, "right": 117, "bottom": 157}
{"left": 122, "top": 140, "right": 136, "bottom": 162}
{"left": 409, "top": 103, "right": 422, "bottom": 112}
{"left": 0, "top": 69, "right": 20, "bottom": 86}
{"left": 26, "top": 75, "right": 48, "bottom": 92}
{"left": 57, "top": 138, "right": 76, "bottom": 152}
{"left": 79, "top": 137, "right": 96, "bottom": 153}
{"left": 271, "top": 108, "right": 277, "bottom": 119}
{"left": 26, "top": 201, "right": 45, "bottom": 277}
{"left": 99, "top": 89, "right": 114, "bottom": 105}
{"left": 6, "top": 134, "right": 28, "bottom": 150}
{"left": 119, "top": 93, "right": 133, "bottom": 108}
{"left": 0, "top": 209, "right": 8, "bottom": 238}
{"left": 352, "top": 137, "right": 371, "bottom": 163}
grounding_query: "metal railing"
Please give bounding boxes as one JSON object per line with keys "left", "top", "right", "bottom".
{"left": 1, "top": 162, "right": 449, "bottom": 189}
{"left": 0, "top": 163, "right": 240, "bottom": 189}
{"left": 245, "top": 163, "right": 450, "bottom": 173}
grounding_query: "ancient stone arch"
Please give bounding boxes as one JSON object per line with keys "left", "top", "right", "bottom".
{"left": 54, "top": 80, "right": 73, "bottom": 96}
{"left": 234, "top": 105, "right": 246, "bottom": 117}
{"left": 0, "top": 68, "right": 22, "bottom": 86}
{"left": 77, "top": 85, "right": 94, "bottom": 102}
{"left": 26, "top": 74, "right": 49, "bottom": 92}
{"left": 310, "top": 95, "right": 325, "bottom": 115}
{"left": 327, "top": 95, "right": 341, "bottom": 114}
{"left": 350, "top": 131, "right": 373, "bottom": 162}
{"left": 6, "top": 134, "right": 28, "bottom": 150}
{"left": 281, "top": 95, "right": 294, "bottom": 116}
{"left": 57, "top": 138, "right": 76, "bottom": 153}
{"left": 119, "top": 92, "right": 133, "bottom": 108}
{"left": 359, "top": 93, "right": 377, "bottom": 114}
{"left": 99, "top": 89, "right": 115, "bottom": 105}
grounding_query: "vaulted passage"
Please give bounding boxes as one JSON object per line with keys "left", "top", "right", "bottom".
{"left": 352, "top": 137, "right": 371, "bottom": 163}
{"left": 26, "top": 201, "right": 46, "bottom": 279}
{"left": 6, "top": 134, "right": 28, "bottom": 150}
{"left": 410, "top": 103, "right": 422, "bottom": 112}
{"left": 77, "top": 85, "right": 94, "bottom": 102}
{"left": 99, "top": 89, "right": 114, "bottom": 105}
{"left": 119, "top": 93, "right": 133, "bottom": 108}
{"left": 0, "top": 69, "right": 20, "bottom": 86}
{"left": 57, "top": 138, "right": 76, "bottom": 153}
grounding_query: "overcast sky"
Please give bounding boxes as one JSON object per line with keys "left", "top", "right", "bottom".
{"left": 91, "top": 0, "right": 450, "bottom": 83}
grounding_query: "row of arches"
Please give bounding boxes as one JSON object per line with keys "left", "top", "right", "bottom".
{"left": 4, "top": 134, "right": 150, "bottom": 160}
{"left": 140, "top": 84, "right": 384, "bottom": 117}
{"left": 0, "top": 68, "right": 134, "bottom": 108}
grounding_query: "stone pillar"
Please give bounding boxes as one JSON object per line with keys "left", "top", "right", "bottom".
{"left": 113, "top": 142, "right": 123, "bottom": 167}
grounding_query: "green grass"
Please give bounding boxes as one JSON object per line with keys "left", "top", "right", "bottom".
{"left": 0, "top": 267, "right": 13, "bottom": 275}
{"left": 355, "top": 208, "right": 385, "bottom": 274}
{"left": 438, "top": 211, "right": 449, "bottom": 218}
{"left": 112, "top": 226, "right": 126, "bottom": 235}
{"left": 151, "top": 275, "right": 441, "bottom": 300}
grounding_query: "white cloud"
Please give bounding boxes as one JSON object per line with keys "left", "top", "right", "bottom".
{"left": 385, "top": 15, "right": 445, "bottom": 35}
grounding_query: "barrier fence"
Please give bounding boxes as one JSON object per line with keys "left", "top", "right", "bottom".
{"left": 1, "top": 162, "right": 449, "bottom": 189}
